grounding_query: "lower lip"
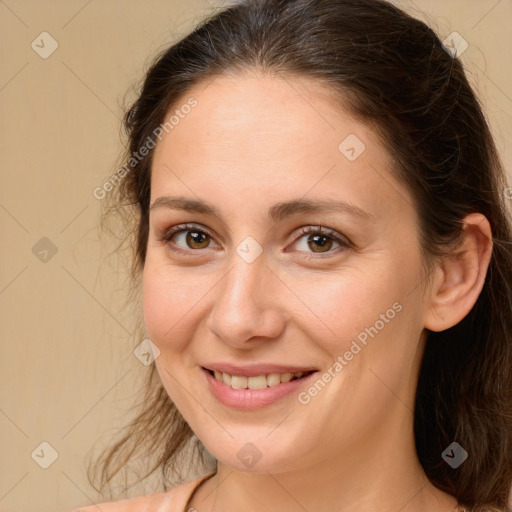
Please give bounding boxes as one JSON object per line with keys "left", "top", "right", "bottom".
{"left": 202, "top": 367, "right": 318, "bottom": 410}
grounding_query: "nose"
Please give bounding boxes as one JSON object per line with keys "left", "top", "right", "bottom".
{"left": 205, "top": 252, "right": 287, "bottom": 349}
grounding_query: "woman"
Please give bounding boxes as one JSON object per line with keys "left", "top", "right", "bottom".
{"left": 74, "top": 0, "right": 512, "bottom": 510}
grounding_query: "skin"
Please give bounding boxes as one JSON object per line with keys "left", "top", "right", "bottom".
{"left": 142, "top": 70, "right": 493, "bottom": 512}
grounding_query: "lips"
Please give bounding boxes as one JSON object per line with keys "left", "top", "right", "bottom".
{"left": 201, "top": 363, "right": 319, "bottom": 377}
{"left": 202, "top": 366, "right": 320, "bottom": 410}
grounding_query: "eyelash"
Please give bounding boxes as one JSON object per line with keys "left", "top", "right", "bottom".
{"left": 156, "top": 223, "right": 351, "bottom": 260}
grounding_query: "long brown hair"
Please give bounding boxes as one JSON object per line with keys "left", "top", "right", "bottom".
{"left": 89, "top": 0, "right": 512, "bottom": 509}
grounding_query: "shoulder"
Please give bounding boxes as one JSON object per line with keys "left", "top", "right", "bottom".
{"left": 70, "top": 491, "right": 166, "bottom": 512}
{"left": 71, "top": 472, "right": 216, "bottom": 512}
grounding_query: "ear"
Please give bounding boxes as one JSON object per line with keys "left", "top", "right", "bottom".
{"left": 423, "top": 213, "right": 493, "bottom": 332}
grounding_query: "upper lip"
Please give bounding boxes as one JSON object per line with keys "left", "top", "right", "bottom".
{"left": 202, "top": 363, "right": 318, "bottom": 377}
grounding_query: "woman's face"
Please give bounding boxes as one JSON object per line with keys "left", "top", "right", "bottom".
{"left": 143, "top": 71, "right": 431, "bottom": 473}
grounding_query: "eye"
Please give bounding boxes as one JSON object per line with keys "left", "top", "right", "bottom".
{"left": 156, "top": 223, "right": 351, "bottom": 258}
{"left": 289, "top": 225, "right": 351, "bottom": 258}
{"left": 157, "top": 223, "right": 218, "bottom": 255}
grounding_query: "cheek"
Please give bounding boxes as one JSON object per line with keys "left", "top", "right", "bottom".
{"left": 291, "top": 258, "right": 418, "bottom": 372}
{"left": 289, "top": 270, "right": 396, "bottom": 344}
{"left": 141, "top": 264, "right": 192, "bottom": 349}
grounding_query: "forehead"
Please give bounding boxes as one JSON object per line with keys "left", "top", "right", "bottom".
{"left": 150, "top": 71, "right": 411, "bottom": 225}
{"left": 154, "top": 71, "right": 371, "bottom": 159}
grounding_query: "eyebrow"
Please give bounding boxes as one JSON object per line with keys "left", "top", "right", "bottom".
{"left": 150, "top": 196, "right": 374, "bottom": 224}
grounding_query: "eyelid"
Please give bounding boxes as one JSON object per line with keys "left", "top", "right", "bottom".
{"left": 290, "top": 225, "right": 350, "bottom": 245}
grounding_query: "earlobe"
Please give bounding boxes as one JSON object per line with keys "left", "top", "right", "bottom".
{"left": 423, "top": 213, "right": 493, "bottom": 333}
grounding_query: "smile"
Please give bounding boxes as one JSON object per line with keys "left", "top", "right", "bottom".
{"left": 201, "top": 367, "right": 319, "bottom": 410}
{"left": 209, "top": 369, "right": 316, "bottom": 389}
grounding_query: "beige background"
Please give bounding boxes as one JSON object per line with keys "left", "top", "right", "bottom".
{"left": 0, "top": 1, "right": 511, "bottom": 511}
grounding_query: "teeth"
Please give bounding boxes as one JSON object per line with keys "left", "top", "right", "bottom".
{"left": 211, "top": 370, "right": 308, "bottom": 389}
{"left": 231, "top": 375, "right": 247, "bottom": 389}
{"left": 267, "top": 373, "right": 282, "bottom": 387}
{"left": 248, "top": 375, "right": 267, "bottom": 390}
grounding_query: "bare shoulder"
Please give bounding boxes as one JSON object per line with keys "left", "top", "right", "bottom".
{"left": 70, "top": 472, "right": 216, "bottom": 512}
{"left": 70, "top": 490, "right": 169, "bottom": 512}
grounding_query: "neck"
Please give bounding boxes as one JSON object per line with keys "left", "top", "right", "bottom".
{"left": 189, "top": 412, "right": 459, "bottom": 512}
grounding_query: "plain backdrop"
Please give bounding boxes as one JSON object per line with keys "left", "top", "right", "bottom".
{"left": 1, "top": 1, "right": 511, "bottom": 511}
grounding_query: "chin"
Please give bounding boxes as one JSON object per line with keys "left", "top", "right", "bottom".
{"left": 200, "top": 433, "right": 310, "bottom": 474}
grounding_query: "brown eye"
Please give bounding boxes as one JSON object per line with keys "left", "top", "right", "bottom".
{"left": 291, "top": 226, "right": 349, "bottom": 257}
{"left": 306, "top": 233, "right": 335, "bottom": 253}
{"left": 183, "top": 230, "right": 211, "bottom": 249}
{"left": 158, "top": 223, "right": 218, "bottom": 253}
{"left": 158, "top": 223, "right": 350, "bottom": 259}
